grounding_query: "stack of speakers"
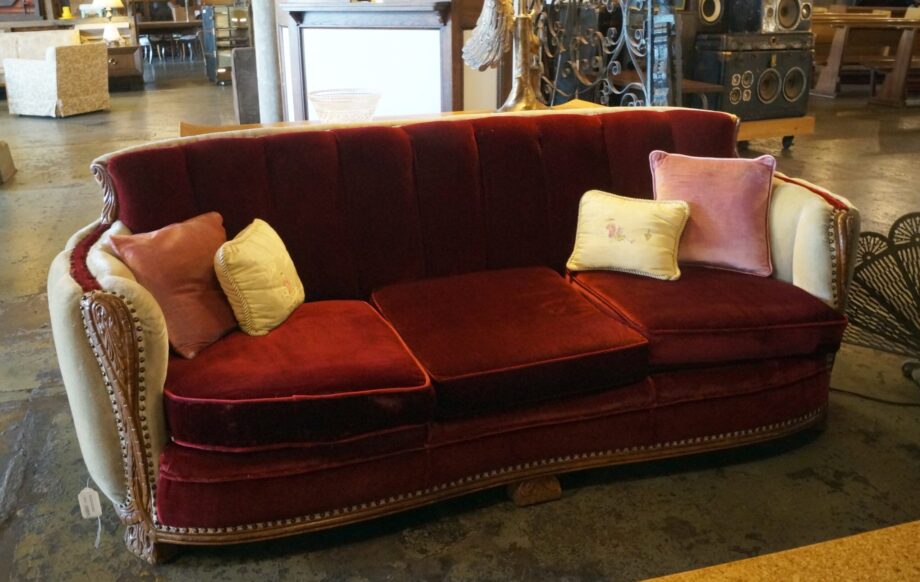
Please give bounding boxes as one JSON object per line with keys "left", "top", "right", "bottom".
{"left": 692, "top": 0, "right": 814, "bottom": 120}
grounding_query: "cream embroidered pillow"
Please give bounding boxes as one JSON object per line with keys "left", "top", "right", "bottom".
{"left": 214, "top": 219, "right": 305, "bottom": 336}
{"left": 566, "top": 190, "right": 690, "bottom": 281}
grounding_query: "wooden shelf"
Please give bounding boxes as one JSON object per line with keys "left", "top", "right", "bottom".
{"left": 737, "top": 116, "right": 815, "bottom": 141}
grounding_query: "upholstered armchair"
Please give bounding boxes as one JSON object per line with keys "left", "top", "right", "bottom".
{"left": 3, "top": 43, "right": 110, "bottom": 118}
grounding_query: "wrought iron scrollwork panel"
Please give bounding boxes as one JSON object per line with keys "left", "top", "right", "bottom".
{"left": 463, "top": 0, "right": 678, "bottom": 109}
{"left": 844, "top": 212, "right": 920, "bottom": 358}
{"left": 536, "top": 0, "right": 678, "bottom": 107}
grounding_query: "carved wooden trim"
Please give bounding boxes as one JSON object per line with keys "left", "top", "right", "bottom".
{"left": 81, "top": 291, "right": 163, "bottom": 564}
{"left": 507, "top": 475, "right": 562, "bottom": 507}
{"left": 91, "top": 160, "right": 118, "bottom": 225}
{"left": 731, "top": 115, "right": 743, "bottom": 157}
{"left": 832, "top": 207, "right": 861, "bottom": 313}
{"left": 152, "top": 406, "right": 826, "bottom": 546}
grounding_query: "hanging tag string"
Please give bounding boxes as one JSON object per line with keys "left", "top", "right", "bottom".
{"left": 87, "top": 478, "right": 102, "bottom": 549}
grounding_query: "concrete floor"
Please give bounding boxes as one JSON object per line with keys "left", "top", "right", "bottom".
{"left": 0, "top": 67, "right": 918, "bottom": 581}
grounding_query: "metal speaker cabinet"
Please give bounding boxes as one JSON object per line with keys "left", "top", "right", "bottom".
{"left": 692, "top": 46, "right": 811, "bottom": 120}
{"left": 698, "top": 0, "right": 813, "bottom": 33}
{"left": 695, "top": 31, "right": 814, "bottom": 51}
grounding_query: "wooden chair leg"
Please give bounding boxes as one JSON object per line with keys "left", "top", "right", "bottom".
{"left": 507, "top": 475, "right": 562, "bottom": 507}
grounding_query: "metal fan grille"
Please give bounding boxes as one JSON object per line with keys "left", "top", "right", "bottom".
{"left": 843, "top": 212, "right": 920, "bottom": 357}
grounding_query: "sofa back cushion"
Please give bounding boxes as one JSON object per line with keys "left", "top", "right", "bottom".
{"left": 0, "top": 36, "right": 18, "bottom": 69}
{"left": 105, "top": 109, "right": 738, "bottom": 299}
{"left": 14, "top": 30, "right": 81, "bottom": 61}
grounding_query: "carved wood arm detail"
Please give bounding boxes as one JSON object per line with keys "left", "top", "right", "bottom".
{"left": 91, "top": 160, "right": 118, "bottom": 225}
{"left": 81, "top": 290, "right": 168, "bottom": 564}
{"left": 832, "top": 207, "right": 861, "bottom": 314}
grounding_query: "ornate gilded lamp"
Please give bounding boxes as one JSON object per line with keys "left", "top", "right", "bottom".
{"left": 463, "top": 0, "right": 547, "bottom": 111}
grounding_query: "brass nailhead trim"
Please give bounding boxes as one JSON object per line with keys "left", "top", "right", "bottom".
{"left": 82, "top": 291, "right": 159, "bottom": 521}
{"left": 155, "top": 407, "right": 824, "bottom": 535}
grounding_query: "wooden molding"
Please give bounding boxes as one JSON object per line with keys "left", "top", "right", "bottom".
{"left": 507, "top": 475, "right": 562, "bottom": 507}
{"left": 91, "top": 161, "right": 117, "bottom": 225}
{"left": 833, "top": 207, "right": 862, "bottom": 313}
{"left": 81, "top": 291, "right": 164, "bottom": 564}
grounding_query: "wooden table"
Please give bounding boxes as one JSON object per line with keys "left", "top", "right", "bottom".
{"left": 137, "top": 20, "right": 203, "bottom": 35}
{"left": 107, "top": 45, "right": 144, "bottom": 91}
{"left": 738, "top": 116, "right": 815, "bottom": 149}
{"left": 180, "top": 103, "right": 814, "bottom": 151}
{"left": 812, "top": 16, "right": 920, "bottom": 106}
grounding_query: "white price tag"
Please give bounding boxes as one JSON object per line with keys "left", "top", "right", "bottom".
{"left": 78, "top": 487, "right": 102, "bottom": 519}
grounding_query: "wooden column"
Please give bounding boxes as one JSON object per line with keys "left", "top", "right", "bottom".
{"left": 440, "top": 3, "right": 462, "bottom": 111}
{"left": 277, "top": 4, "right": 307, "bottom": 121}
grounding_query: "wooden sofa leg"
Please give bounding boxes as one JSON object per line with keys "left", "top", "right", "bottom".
{"left": 809, "top": 409, "right": 829, "bottom": 435}
{"left": 124, "top": 521, "right": 176, "bottom": 564}
{"left": 507, "top": 475, "right": 562, "bottom": 507}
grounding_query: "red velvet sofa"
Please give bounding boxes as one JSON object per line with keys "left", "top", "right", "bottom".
{"left": 48, "top": 108, "right": 860, "bottom": 563}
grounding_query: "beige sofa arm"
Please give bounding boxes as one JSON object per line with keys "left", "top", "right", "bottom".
{"left": 48, "top": 221, "right": 170, "bottom": 560}
{"left": 769, "top": 173, "right": 861, "bottom": 313}
{"left": 49, "top": 222, "right": 124, "bottom": 503}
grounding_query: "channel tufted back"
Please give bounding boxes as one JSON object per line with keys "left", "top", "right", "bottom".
{"left": 105, "top": 109, "right": 738, "bottom": 299}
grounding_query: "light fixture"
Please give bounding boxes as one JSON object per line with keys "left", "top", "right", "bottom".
{"left": 102, "top": 23, "right": 122, "bottom": 45}
{"left": 91, "top": 0, "right": 124, "bottom": 20}
{"left": 92, "top": 0, "right": 124, "bottom": 45}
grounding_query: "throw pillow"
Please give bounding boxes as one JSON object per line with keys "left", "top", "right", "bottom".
{"left": 214, "top": 218, "right": 305, "bottom": 336}
{"left": 650, "top": 150, "right": 775, "bottom": 277}
{"left": 109, "top": 212, "right": 237, "bottom": 359}
{"left": 566, "top": 190, "right": 690, "bottom": 281}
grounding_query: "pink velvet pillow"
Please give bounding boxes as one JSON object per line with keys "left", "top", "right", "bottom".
{"left": 650, "top": 150, "right": 775, "bottom": 277}
{"left": 110, "top": 212, "right": 238, "bottom": 359}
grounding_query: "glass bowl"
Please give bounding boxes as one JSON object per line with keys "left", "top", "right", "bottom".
{"left": 308, "top": 89, "right": 382, "bottom": 123}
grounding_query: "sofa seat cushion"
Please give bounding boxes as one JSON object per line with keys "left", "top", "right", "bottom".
{"left": 571, "top": 267, "right": 847, "bottom": 366}
{"left": 165, "top": 300, "right": 433, "bottom": 451}
{"left": 372, "top": 267, "right": 649, "bottom": 418}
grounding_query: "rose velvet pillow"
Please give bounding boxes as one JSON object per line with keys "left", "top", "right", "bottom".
{"left": 109, "top": 211, "right": 238, "bottom": 359}
{"left": 650, "top": 150, "right": 775, "bottom": 277}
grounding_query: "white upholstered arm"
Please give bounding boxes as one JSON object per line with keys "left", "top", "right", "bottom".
{"left": 769, "top": 173, "right": 860, "bottom": 313}
{"left": 3, "top": 57, "right": 56, "bottom": 117}
{"left": 48, "top": 222, "right": 169, "bottom": 509}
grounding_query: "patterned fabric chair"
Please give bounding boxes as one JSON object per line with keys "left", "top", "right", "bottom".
{"left": 3, "top": 43, "right": 110, "bottom": 118}
{"left": 0, "top": 29, "right": 82, "bottom": 85}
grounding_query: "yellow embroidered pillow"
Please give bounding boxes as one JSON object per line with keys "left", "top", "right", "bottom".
{"left": 566, "top": 190, "right": 690, "bottom": 281}
{"left": 214, "top": 219, "right": 305, "bottom": 336}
